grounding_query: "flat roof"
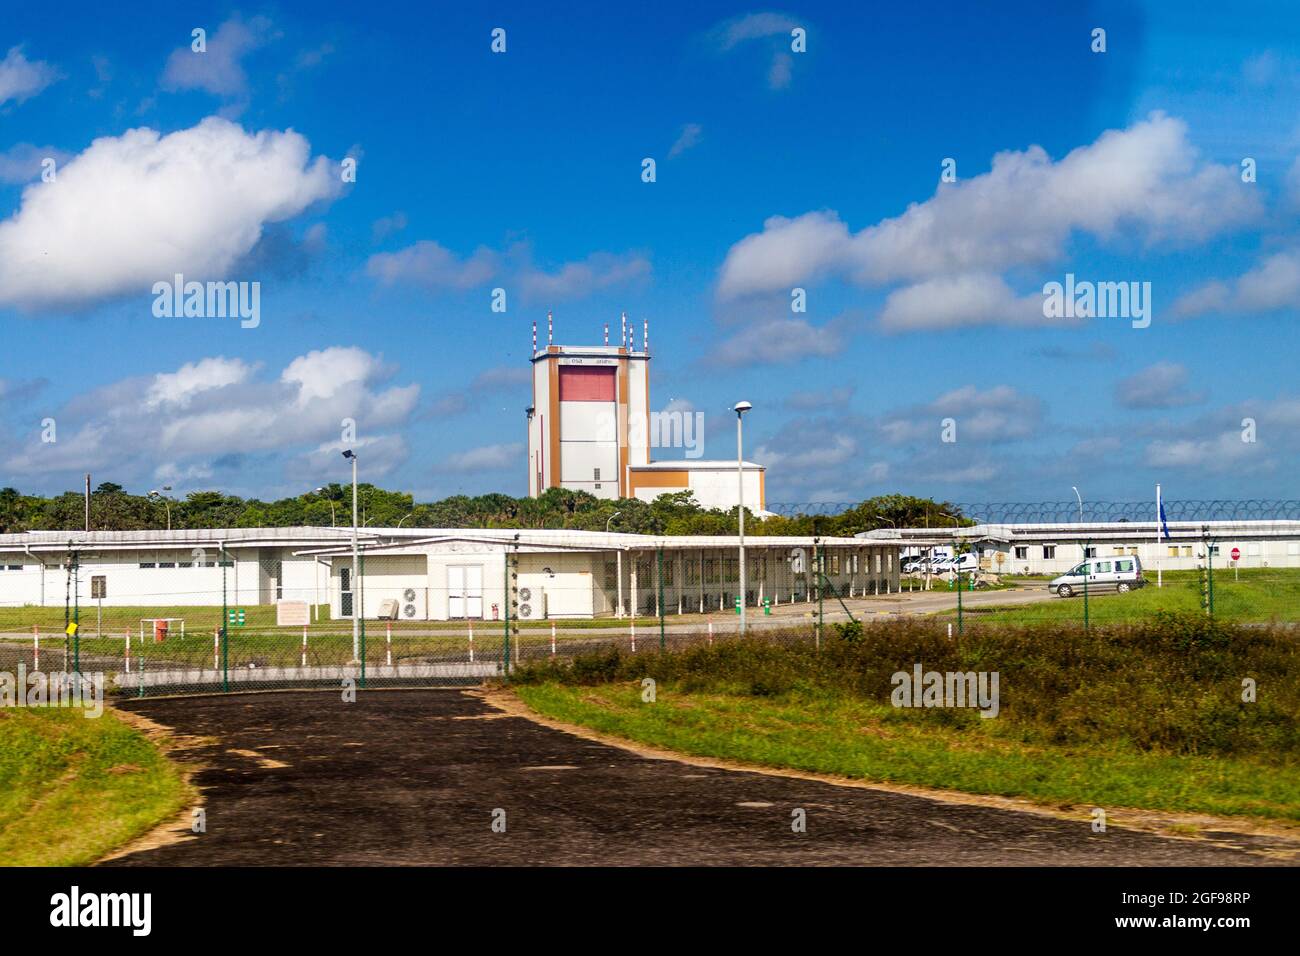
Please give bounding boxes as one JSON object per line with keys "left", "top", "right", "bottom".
{"left": 0, "top": 526, "right": 888, "bottom": 555}
{"left": 630, "top": 460, "right": 764, "bottom": 471}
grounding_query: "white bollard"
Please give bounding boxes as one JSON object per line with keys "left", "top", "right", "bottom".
{"left": 550, "top": 621, "right": 556, "bottom": 657}
{"left": 386, "top": 622, "right": 392, "bottom": 667}
{"left": 630, "top": 619, "right": 636, "bottom": 653}
{"left": 947, "top": 622, "right": 953, "bottom": 640}
{"left": 302, "top": 626, "right": 308, "bottom": 668}
{"left": 213, "top": 628, "right": 219, "bottom": 670}
{"left": 708, "top": 620, "right": 713, "bottom": 646}
{"left": 33, "top": 626, "right": 39, "bottom": 672}
{"left": 468, "top": 619, "right": 474, "bottom": 663}
{"left": 123, "top": 630, "right": 130, "bottom": 674}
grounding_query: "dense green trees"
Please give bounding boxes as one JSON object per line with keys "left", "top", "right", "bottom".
{"left": 0, "top": 483, "right": 964, "bottom": 535}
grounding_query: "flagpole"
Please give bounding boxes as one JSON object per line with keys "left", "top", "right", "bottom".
{"left": 1156, "top": 482, "right": 1162, "bottom": 589}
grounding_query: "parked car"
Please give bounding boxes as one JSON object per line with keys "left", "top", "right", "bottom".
{"left": 930, "top": 557, "right": 956, "bottom": 573}
{"left": 902, "top": 558, "right": 928, "bottom": 574}
{"left": 1050, "top": 556, "right": 1145, "bottom": 597}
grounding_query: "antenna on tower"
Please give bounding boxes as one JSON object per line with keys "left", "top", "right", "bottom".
{"left": 532, "top": 321, "right": 537, "bottom": 354}
{"left": 604, "top": 323, "right": 609, "bottom": 346}
{"left": 621, "top": 311, "right": 627, "bottom": 350}
{"left": 547, "top": 310, "right": 553, "bottom": 345}
{"left": 643, "top": 319, "right": 648, "bottom": 355}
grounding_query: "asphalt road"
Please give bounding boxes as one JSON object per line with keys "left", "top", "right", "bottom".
{"left": 104, "top": 689, "right": 1289, "bottom": 867}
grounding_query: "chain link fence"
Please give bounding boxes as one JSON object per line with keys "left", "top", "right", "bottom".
{"left": 2, "top": 508, "right": 1298, "bottom": 696}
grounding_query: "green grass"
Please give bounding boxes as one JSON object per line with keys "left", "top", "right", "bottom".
{"left": 0, "top": 603, "right": 665, "bottom": 633}
{"left": 950, "top": 568, "right": 1300, "bottom": 624}
{"left": 511, "top": 615, "right": 1300, "bottom": 824}
{"left": 0, "top": 706, "right": 191, "bottom": 865}
{"left": 516, "top": 682, "right": 1300, "bottom": 822}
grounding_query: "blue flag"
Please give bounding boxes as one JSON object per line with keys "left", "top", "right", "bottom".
{"left": 1159, "top": 500, "right": 1170, "bottom": 540}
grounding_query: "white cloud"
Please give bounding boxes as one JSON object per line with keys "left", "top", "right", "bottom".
{"left": 146, "top": 357, "right": 255, "bottom": 410}
{"left": 518, "top": 251, "right": 650, "bottom": 302}
{"left": 668, "top": 123, "right": 703, "bottom": 159}
{"left": 879, "top": 385, "right": 1043, "bottom": 445}
{"left": 365, "top": 240, "right": 498, "bottom": 289}
{"left": 1144, "top": 431, "right": 1267, "bottom": 473}
{"left": 161, "top": 15, "right": 276, "bottom": 99}
{"left": 0, "top": 46, "right": 60, "bottom": 105}
{"left": 717, "top": 114, "right": 1260, "bottom": 310}
{"left": 0, "top": 117, "right": 340, "bottom": 309}
{"left": 439, "top": 442, "right": 523, "bottom": 473}
{"left": 878, "top": 273, "right": 1054, "bottom": 332}
{"left": 0, "top": 143, "right": 71, "bottom": 185}
{"left": 706, "top": 12, "right": 803, "bottom": 90}
{"left": 1115, "top": 362, "right": 1205, "bottom": 409}
{"left": 1172, "top": 249, "right": 1300, "bottom": 318}
{"left": 3, "top": 348, "right": 418, "bottom": 485}
{"left": 710, "top": 316, "right": 847, "bottom": 367}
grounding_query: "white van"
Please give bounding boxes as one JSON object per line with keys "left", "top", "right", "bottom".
{"left": 1050, "top": 556, "right": 1145, "bottom": 597}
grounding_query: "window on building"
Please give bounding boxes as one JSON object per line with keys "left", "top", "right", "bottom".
{"left": 1168, "top": 547, "right": 1180, "bottom": 558}
{"left": 830, "top": 554, "right": 840, "bottom": 575}
{"left": 139, "top": 555, "right": 156, "bottom": 568}
{"left": 1182, "top": 546, "right": 1193, "bottom": 557}
{"left": 604, "top": 562, "right": 617, "bottom": 590}
{"left": 1084, "top": 547, "right": 1097, "bottom": 558}
{"left": 1014, "top": 546, "right": 1028, "bottom": 560}
{"left": 1042, "top": 545, "right": 1056, "bottom": 559}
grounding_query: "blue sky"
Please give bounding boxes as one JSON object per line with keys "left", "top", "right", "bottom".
{"left": 1, "top": 0, "right": 1298, "bottom": 506}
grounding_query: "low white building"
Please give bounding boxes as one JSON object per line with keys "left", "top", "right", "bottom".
{"left": 0, "top": 526, "right": 901, "bottom": 621}
{"left": 627, "top": 460, "right": 767, "bottom": 513}
{"left": 860, "top": 519, "right": 1300, "bottom": 576}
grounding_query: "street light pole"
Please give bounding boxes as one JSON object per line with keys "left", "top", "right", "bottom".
{"left": 1072, "top": 486, "right": 1084, "bottom": 523}
{"left": 343, "top": 450, "right": 360, "bottom": 663}
{"left": 733, "top": 401, "right": 752, "bottom": 635}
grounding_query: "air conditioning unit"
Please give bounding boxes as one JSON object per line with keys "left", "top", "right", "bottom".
{"left": 399, "top": 587, "right": 425, "bottom": 621}
{"left": 377, "top": 599, "right": 400, "bottom": 620}
{"left": 517, "top": 588, "right": 547, "bottom": 620}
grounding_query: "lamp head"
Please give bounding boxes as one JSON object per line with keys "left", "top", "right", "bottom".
{"left": 342, "top": 449, "right": 355, "bottom": 460}
{"left": 733, "top": 400, "right": 753, "bottom": 416}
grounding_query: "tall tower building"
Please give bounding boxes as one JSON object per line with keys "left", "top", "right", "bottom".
{"left": 527, "top": 314, "right": 650, "bottom": 500}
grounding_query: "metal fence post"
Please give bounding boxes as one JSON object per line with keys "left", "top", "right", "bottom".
{"left": 221, "top": 543, "right": 229, "bottom": 693}
{"left": 502, "top": 549, "right": 511, "bottom": 677}
{"left": 658, "top": 543, "right": 665, "bottom": 652}
{"left": 359, "top": 552, "right": 367, "bottom": 688}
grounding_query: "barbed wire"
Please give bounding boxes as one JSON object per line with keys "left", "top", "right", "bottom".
{"left": 765, "top": 500, "right": 1300, "bottom": 522}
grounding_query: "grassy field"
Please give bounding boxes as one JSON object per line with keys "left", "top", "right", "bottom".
{"left": 512, "top": 616, "right": 1300, "bottom": 824}
{"left": 949, "top": 568, "right": 1300, "bottom": 625}
{"left": 0, "top": 706, "right": 191, "bottom": 865}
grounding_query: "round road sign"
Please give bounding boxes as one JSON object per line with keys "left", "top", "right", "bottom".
{"left": 1230, "top": 547, "right": 1241, "bottom": 561}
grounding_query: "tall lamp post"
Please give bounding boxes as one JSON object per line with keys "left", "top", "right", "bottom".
{"left": 148, "top": 486, "right": 173, "bottom": 530}
{"left": 1072, "top": 486, "right": 1084, "bottom": 523}
{"left": 315, "top": 487, "right": 337, "bottom": 527}
{"left": 342, "top": 450, "right": 360, "bottom": 663}
{"left": 733, "top": 401, "right": 753, "bottom": 635}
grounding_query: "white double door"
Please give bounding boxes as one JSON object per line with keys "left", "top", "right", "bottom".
{"left": 448, "top": 565, "right": 484, "bottom": 619}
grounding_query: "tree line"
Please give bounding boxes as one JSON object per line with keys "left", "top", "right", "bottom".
{"left": 0, "top": 483, "right": 968, "bottom": 537}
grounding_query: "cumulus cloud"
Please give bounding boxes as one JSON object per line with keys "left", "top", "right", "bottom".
{"left": 878, "top": 273, "right": 1055, "bottom": 332}
{"left": 3, "top": 347, "right": 418, "bottom": 486}
{"left": 1172, "top": 249, "right": 1300, "bottom": 318}
{"left": 0, "top": 117, "right": 340, "bottom": 309}
{"left": 0, "top": 143, "right": 71, "bottom": 184}
{"left": 365, "top": 242, "right": 648, "bottom": 302}
{"left": 365, "top": 240, "right": 498, "bottom": 290}
{"left": 1115, "top": 362, "right": 1205, "bottom": 409}
{"left": 161, "top": 15, "right": 277, "bottom": 99}
{"left": 717, "top": 115, "right": 1260, "bottom": 328}
{"left": 879, "top": 385, "right": 1043, "bottom": 445}
{"left": 519, "top": 251, "right": 650, "bottom": 302}
{"left": 0, "top": 46, "right": 60, "bottom": 105}
{"left": 438, "top": 442, "right": 523, "bottom": 473}
{"left": 709, "top": 315, "right": 850, "bottom": 367}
